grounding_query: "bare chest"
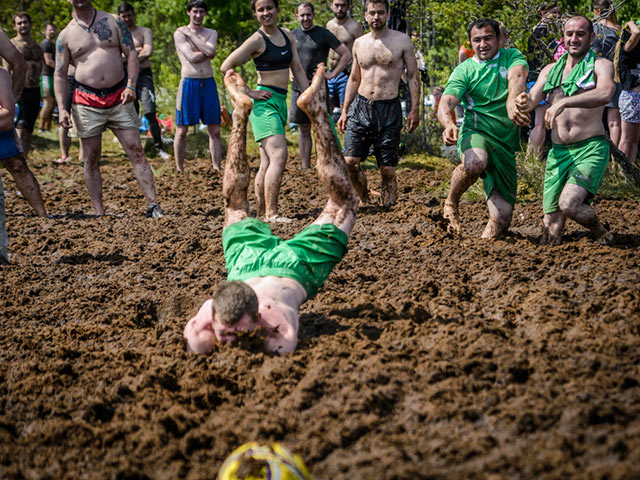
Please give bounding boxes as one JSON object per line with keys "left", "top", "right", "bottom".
{"left": 69, "top": 18, "right": 119, "bottom": 59}
{"left": 12, "top": 39, "right": 41, "bottom": 63}
{"left": 358, "top": 40, "right": 401, "bottom": 69}
{"left": 131, "top": 28, "right": 145, "bottom": 50}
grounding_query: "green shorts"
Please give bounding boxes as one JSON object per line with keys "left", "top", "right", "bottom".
{"left": 222, "top": 217, "right": 348, "bottom": 299}
{"left": 249, "top": 86, "right": 287, "bottom": 143}
{"left": 40, "top": 75, "right": 54, "bottom": 98}
{"left": 458, "top": 130, "right": 518, "bottom": 206}
{"left": 543, "top": 136, "right": 609, "bottom": 214}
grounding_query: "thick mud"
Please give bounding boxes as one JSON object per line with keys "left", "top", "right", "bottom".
{"left": 1, "top": 151, "right": 639, "bottom": 479}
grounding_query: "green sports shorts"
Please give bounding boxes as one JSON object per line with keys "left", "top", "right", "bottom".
{"left": 543, "top": 136, "right": 609, "bottom": 214}
{"left": 222, "top": 217, "right": 348, "bottom": 299}
{"left": 249, "top": 86, "right": 287, "bottom": 143}
{"left": 458, "top": 129, "right": 518, "bottom": 206}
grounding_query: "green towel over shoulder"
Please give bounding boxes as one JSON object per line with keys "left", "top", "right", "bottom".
{"left": 543, "top": 50, "right": 596, "bottom": 97}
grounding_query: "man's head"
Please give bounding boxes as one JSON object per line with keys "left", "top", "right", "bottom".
{"left": 364, "top": 0, "right": 389, "bottom": 32}
{"left": 187, "top": 0, "right": 207, "bottom": 25}
{"left": 296, "top": 2, "right": 315, "bottom": 31}
{"left": 593, "top": 0, "right": 613, "bottom": 18}
{"left": 12, "top": 13, "right": 32, "bottom": 36}
{"left": 331, "top": 0, "right": 350, "bottom": 20}
{"left": 563, "top": 15, "right": 594, "bottom": 58}
{"left": 118, "top": 2, "right": 136, "bottom": 28}
{"left": 184, "top": 281, "right": 260, "bottom": 354}
{"left": 44, "top": 23, "right": 57, "bottom": 40}
{"left": 467, "top": 18, "right": 501, "bottom": 60}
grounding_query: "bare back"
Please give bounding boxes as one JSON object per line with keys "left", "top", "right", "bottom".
{"left": 353, "top": 28, "right": 412, "bottom": 100}
{"left": 174, "top": 26, "right": 216, "bottom": 78}
{"left": 545, "top": 57, "right": 610, "bottom": 144}
{"left": 326, "top": 17, "right": 363, "bottom": 70}
{"left": 59, "top": 11, "right": 127, "bottom": 88}
{"left": 11, "top": 36, "right": 41, "bottom": 88}
{"left": 130, "top": 25, "right": 152, "bottom": 68}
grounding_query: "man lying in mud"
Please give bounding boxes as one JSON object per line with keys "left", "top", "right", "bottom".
{"left": 184, "top": 64, "right": 357, "bottom": 354}
{"left": 516, "top": 15, "right": 614, "bottom": 245}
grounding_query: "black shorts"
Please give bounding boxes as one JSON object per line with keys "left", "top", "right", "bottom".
{"left": 343, "top": 94, "right": 402, "bottom": 168}
{"left": 136, "top": 67, "right": 156, "bottom": 115}
{"left": 15, "top": 87, "right": 41, "bottom": 132}
{"left": 65, "top": 76, "right": 75, "bottom": 113}
{"left": 288, "top": 81, "right": 331, "bottom": 125}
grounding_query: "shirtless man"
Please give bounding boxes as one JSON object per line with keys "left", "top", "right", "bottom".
{"left": 1, "top": 26, "right": 47, "bottom": 218}
{"left": 9, "top": 13, "right": 43, "bottom": 162}
{"left": 290, "top": 1, "right": 351, "bottom": 170}
{"left": 184, "top": 65, "right": 357, "bottom": 354}
{"left": 173, "top": 0, "right": 222, "bottom": 173}
{"left": 55, "top": 0, "right": 163, "bottom": 218}
{"left": 118, "top": 2, "right": 170, "bottom": 161}
{"left": 438, "top": 18, "right": 529, "bottom": 238}
{"left": 516, "top": 16, "right": 615, "bottom": 245}
{"left": 39, "top": 23, "right": 57, "bottom": 132}
{"left": 326, "top": 0, "right": 364, "bottom": 114}
{"left": 337, "top": 0, "right": 419, "bottom": 207}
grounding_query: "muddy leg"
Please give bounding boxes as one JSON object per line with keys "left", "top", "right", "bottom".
{"left": 541, "top": 211, "right": 564, "bottom": 245}
{"left": 482, "top": 190, "right": 513, "bottom": 239}
{"left": 1, "top": 154, "right": 47, "bottom": 217}
{"left": 443, "top": 147, "right": 486, "bottom": 234}
{"left": 558, "top": 183, "right": 612, "bottom": 244}
{"left": 380, "top": 166, "right": 397, "bottom": 207}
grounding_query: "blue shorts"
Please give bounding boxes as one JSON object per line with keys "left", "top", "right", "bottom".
{"left": 0, "top": 130, "right": 20, "bottom": 160}
{"left": 327, "top": 71, "right": 349, "bottom": 107}
{"left": 175, "top": 77, "right": 221, "bottom": 126}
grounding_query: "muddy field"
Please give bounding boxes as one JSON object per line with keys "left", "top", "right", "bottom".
{"left": 1, "top": 147, "right": 639, "bottom": 479}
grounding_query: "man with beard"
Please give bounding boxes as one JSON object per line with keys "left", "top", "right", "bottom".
{"left": 55, "top": 0, "right": 164, "bottom": 218}
{"left": 337, "top": 0, "right": 419, "bottom": 207}
{"left": 118, "top": 2, "right": 170, "bottom": 161}
{"left": 290, "top": 1, "right": 350, "bottom": 170}
{"left": 326, "top": 0, "right": 363, "bottom": 114}
{"left": 438, "top": 18, "right": 529, "bottom": 238}
{"left": 517, "top": 15, "right": 615, "bottom": 245}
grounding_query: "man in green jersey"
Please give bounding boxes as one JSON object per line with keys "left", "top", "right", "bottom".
{"left": 438, "top": 18, "right": 529, "bottom": 238}
{"left": 184, "top": 66, "right": 357, "bottom": 355}
{"left": 516, "top": 16, "right": 614, "bottom": 245}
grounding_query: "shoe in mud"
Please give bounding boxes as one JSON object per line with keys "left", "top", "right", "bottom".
{"left": 146, "top": 203, "right": 164, "bottom": 219}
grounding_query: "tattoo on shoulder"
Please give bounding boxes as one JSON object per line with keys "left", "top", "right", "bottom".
{"left": 91, "top": 18, "right": 112, "bottom": 41}
{"left": 116, "top": 18, "right": 134, "bottom": 49}
{"left": 56, "top": 38, "right": 65, "bottom": 53}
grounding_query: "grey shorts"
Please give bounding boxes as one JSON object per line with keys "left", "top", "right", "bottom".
{"left": 136, "top": 67, "right": 157, "bottom": 115}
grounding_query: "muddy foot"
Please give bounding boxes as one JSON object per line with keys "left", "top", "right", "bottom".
{"left": 264, "top": 215, "right": 293, "bottom": 224}
{"left": 296, "top": 63, "right": 327, "bottom": 117}
{"left": 224, "top": 70, "right": 253, "bottom": 113}
{"left": 442, "top": 201, "right": 462, "bottom": 235}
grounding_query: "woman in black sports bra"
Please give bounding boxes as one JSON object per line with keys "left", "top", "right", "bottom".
{"left": 221, "top": 0, "right": 308, "bottom": 223}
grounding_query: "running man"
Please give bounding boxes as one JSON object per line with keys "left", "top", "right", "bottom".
{"left": 438, "top": 18, "right": 529, "bottom": 238}
{"left": 8, "top": 13, "right": 42, "bottom": 162}
{"left": 516, "top": 15, "right": 615, "bottom": 245}
{"left": 184, "top": 65, "right": 357, "bottom": 354}
{"left": 118, "top": 2, "right": 171, "bottom": 161}
{"left": 55, "top": 0, "right": 164, "bottom": 218}
{"left": 173, "top": 0, "right": 222, "bottom": 172}
{"left": 39, "top": 22, "right": 57, "bottom": 133}
{"left": 290, "top": 1, "right": 351, "bottom": 170}
{"left": 337, "top": 0, "right": 419, "bottom": 207}
{"left": 326, "top": 0, "right": 364, "bottom": 114}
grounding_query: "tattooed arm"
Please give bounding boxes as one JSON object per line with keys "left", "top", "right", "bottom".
{"left": 53, "top": 33, "right": 71, "bottom": 128}
{"left": 116, "top": 16, "right": 138, "bottom": 104}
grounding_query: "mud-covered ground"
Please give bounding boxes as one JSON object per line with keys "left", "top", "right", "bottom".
{"left": 1, "top": 145, "right": 639, "bottom": 479}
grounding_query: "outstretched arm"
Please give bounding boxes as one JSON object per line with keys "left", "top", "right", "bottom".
{"left": 222, "top": 70, "right": 253, "bottom": 227}
{"left": 506, "top": 64, "right": 529, "bottom": 126}
{"left": 0, "top": 30, "right": 26, "bottom": 99}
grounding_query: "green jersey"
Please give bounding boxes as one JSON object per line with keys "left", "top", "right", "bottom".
{"left": 443, "top": 48, "right": 528, "bottom": 151}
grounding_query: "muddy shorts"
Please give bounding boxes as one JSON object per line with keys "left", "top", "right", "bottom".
{"left": 543, "top": 136, "right": 609, "bottom": 214}
{"left": 70, "top": 102, "right": 139, "bottom": 138}
{"left": 15, "top": 87, "right": 41, "bottom": 132}
{"left": 343, "top": 94, "right": 402, "bottom": 168}
{"left": 289, "top": 83, "right": 331, "bottom": 125}
{"left": 327, "top": 70, "right": 348, "bottom": 107}
{"left": 222, "top": 217, "right": 348, "bottom": 299}
{"left": 40, "top": 75, "right": 54, "bottom": 98}
{"left": 619, "top": 90, "right": 640, "bottom": 124}
{"left": 458, "top": 130, "right": 518, "bottom": 206}
{"left": 249, "top": 85, "right": 288, "bottom": 144}
{"left": 0, "top": 130, "right": 21, "bottom": 160}
{"left": 136, "top": 67, "right": 157, "bottom": 115}
{"left": 176, "top": 76, "right": 220, "bottom": 126}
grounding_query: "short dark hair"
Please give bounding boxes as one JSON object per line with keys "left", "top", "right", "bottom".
{"left": 592, "top": 0, "right": 611, "bottom": 11}
{"left": 187, "top": 0, "right": 207, "bottom": 12}
{"left": 44, "top": 22, "right": 57, "bottom": 30}
{"left": 118, "top": 2, "right": 135, "bottom": 14}
{"left": 13, "top": 12, "right": 31, "bottom": 25}
{"left": 211, "top": 281, "right": 259, "bottom": 326}
{"left": 296, "top": 1, "right": 314, "bottom": 13}
{"left": 467, "top": 18, "right": 501, "bottom": 41}
{"left": 565, "top": 15, "right": 594, "bottom": 34}
{"left": 250, "top": 0, "right": 279, "bottom": 12}
{"left": 365, "top": 0, "right": 389, "bottom": 12}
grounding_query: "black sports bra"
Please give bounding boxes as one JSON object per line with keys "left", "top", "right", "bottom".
{"left": 253, "top": 27, "right": 293, "bottom": 72}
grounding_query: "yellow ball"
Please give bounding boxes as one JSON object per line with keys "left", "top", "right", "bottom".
{"left": 217, "top": 442, "right": 311, "bottom": 480}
